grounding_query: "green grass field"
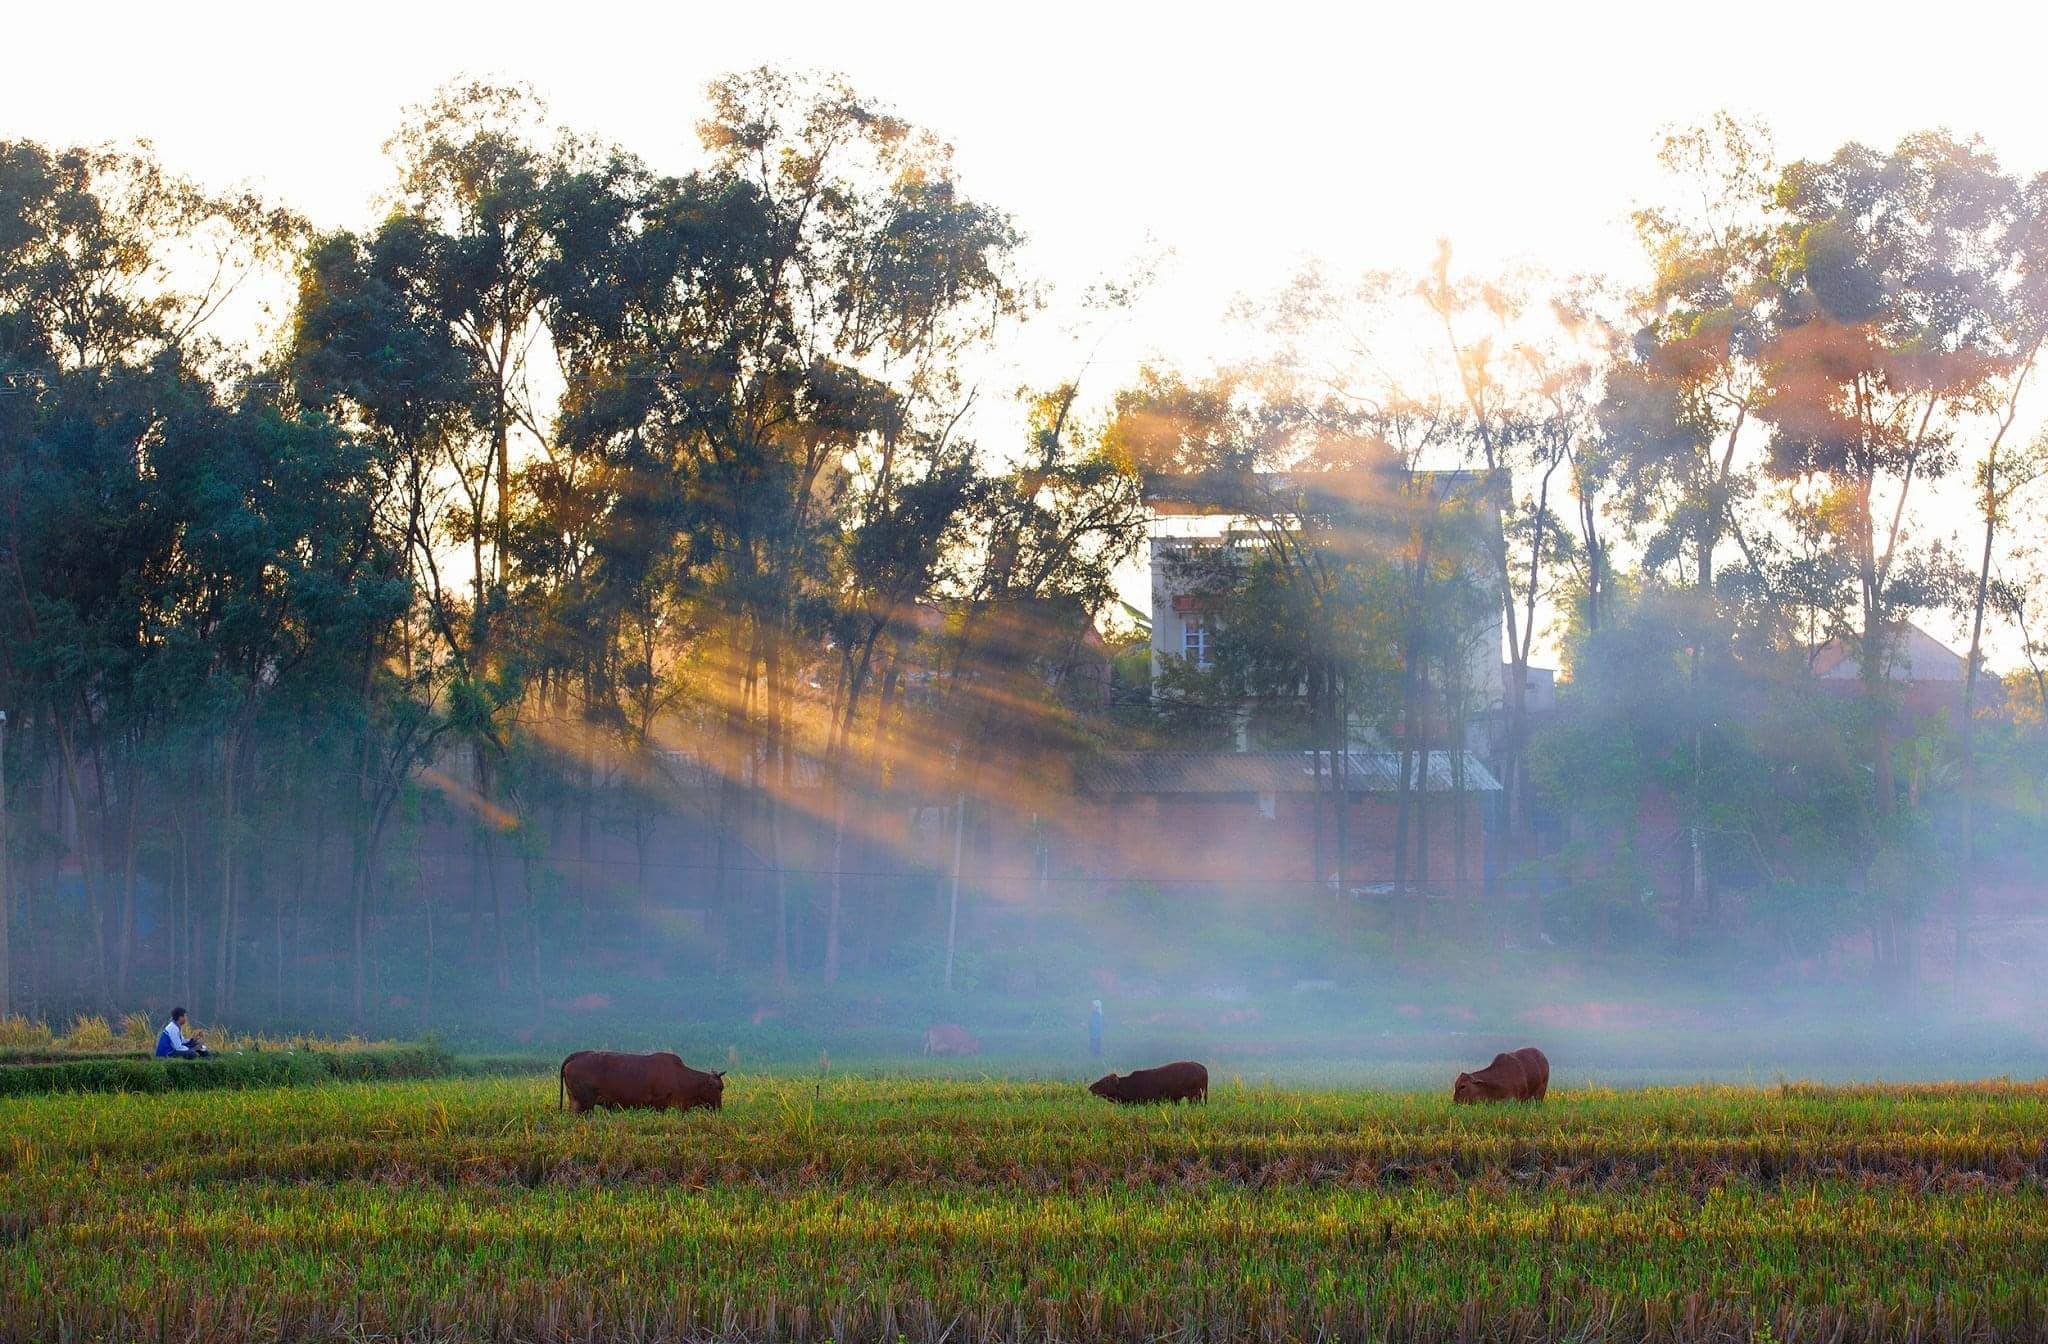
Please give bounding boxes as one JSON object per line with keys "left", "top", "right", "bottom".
{"left": 3, "top": 1070, "right": 2046, "bottom": 1342}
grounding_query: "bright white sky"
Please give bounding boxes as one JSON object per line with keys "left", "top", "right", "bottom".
{"left": 9, "top": 0, "right": 2048, "bottom": 667}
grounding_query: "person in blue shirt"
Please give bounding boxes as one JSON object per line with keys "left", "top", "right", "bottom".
{"left": 155, "top": 1008, "right": 209, "bottom": 1059}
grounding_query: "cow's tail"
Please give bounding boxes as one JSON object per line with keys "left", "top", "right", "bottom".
{"left": 558, "top": 1060, "right": 566, "bottom": 1112}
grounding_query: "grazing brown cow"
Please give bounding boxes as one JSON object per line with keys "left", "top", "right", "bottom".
{"left": 921, "top": 1024, "right": 980, "bottom": 1057}
{"left": 1511, "top": 1046, "right": 1550, "bottom": 1100}
{"left": 1089, "top": 1060, "right": 1208, "bottom": 1104}
{"left": 558, "top": 1050, "right": 725, "bottom": 1114}
{"left": 1452, "top": 1046, "right": 1550, "bottom": 1103}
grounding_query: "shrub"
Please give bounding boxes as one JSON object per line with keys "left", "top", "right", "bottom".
{"left": 0, "top": 1043, "right": 455, "bottom": 1097}
{"left": 453, "top": 1055, "right": 558, "bottom": 1078}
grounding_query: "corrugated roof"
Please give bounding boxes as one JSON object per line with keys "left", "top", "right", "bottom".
{"left": 1080, "top": 750, "right": 1501, "bottom": 795}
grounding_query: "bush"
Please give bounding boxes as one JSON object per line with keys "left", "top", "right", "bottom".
{"left": 452, "top": 1054, "right": 557, "bottom": 1078}
{"left": 0, "top": 1043, "right": 455, "bottom": 1097}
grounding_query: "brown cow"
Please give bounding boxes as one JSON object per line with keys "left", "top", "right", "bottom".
{"left": 1089, "top": 1060, "right": 1208, "bottom": 1104}
{"left": 559, "top": 1050, "right": 725, "bottom": 1114}
{"left": 1452, "top": 1046, "right": 1550, "bottom": 1103}
{"left": 921, "top": 1024, "right": 980, "bottom": 1057}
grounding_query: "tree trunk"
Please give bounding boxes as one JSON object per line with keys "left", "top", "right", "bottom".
{"left": 1956, "top": 487, "right": 1998, "bottom": 978}
{"left": 173, "top": 820, "right": 190, "bottom": 1011}
{"left": 1414, "top": 727, "right": 1431, "bottom": 939}
{"left": 350, "top": 846, "right": 369, "bottom": 1027}
{"left": 485, "top": 829, "right": 509, "bottom": 994}
{"left": 52, "top": 719, "right": 108, "bottom": 1001}
{"left": 766, "top": 631, "right": 791, "bottom": 987}
{"left": 824, "top": 794, "right": 845, "bottom": 985}
{"left": 1330, "top": 677, "right": 1348, "bottom": 902}
{"left": 768, "top": 793, "right": 790, "bottom": 987}
{"left": 520, "top": 845, "right": 545, "bottom": 1027}
{"left": 278, "top": 845, "right": 298, "bottom": 1023}
{"left": 422, "top": 845, "right": 435, "bottom": 1028}
{"left": 1451, "top": 736, "right": 1469, "bottom": 885}
{"left": 633, "top": 808, "right": 651, "bottom": 902}
{"left": 216, "top": 743, "right": 239, "bottom": 1022}
{"left": 1307, "top": 673, "right": 1327, "bottom": 891}
{"left": 114, "top": 762, "right": 139, "bottom": 1004}
{"left": 296, "top": 817, "right": 323, "bottom": 1020}
{"left": 944, "top": 794, "right": 966, "bottom": 992}
{"left": 0, "top": 717, "right": 9, "bottom": 1020}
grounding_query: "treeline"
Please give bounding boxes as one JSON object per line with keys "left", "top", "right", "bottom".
{"left": 1142, "top": 117, "right": 2048, "bottom": 997}
{"left": 0, "top": 72, "right": 1151, "bottom": 1026}
{"left": 4, "top": 80, "right": 2047, "bottom": 1027}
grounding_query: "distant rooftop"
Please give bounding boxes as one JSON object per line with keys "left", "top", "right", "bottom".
{"left": 1812, "top": 621, "right": 1966, "bottom": 683}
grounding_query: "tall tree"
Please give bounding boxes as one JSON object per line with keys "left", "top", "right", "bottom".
{"left": 0, "top": 139, "right": 296, "bottom": 1010}
{"left": 1759, "top": 131, "right": 2026, "bottom": 992}
{"left": 551, "top": 68, "right": 1025, "bottom": 978}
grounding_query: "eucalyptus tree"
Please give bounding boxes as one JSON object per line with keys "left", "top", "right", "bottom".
{"left": 1590, "top": 116, "right": 1804, "bottom": 933}
{"left": 1757, "top": 131, "right": 2029, "bottom": 991}
{"left": 819, "top": 444, "right": 980, "bottom": 981}
{"left": 292, "top": 84, "right": 638, "bottom": 1001}
{"left": 938, "top": 380, "right": 1147, "bottom": 785}
{"left": 1601, "top": 115, "right": 1782, "bottom": 599}
{"left": 549, "top": 68, "right": 1025, "bottom": 976}
{"left": 0, "top": 138, "right": 298, "bottom": 1010}
{"left": 1950, "top": 172, "right": 2048, "bottom": 970}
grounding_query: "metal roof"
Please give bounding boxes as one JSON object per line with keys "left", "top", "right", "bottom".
{"left": 1080, "top": 750, "right": 1502, "bottom": 795}
{"left": 1812, "top": 620, "right": 1967, "bottom": 682}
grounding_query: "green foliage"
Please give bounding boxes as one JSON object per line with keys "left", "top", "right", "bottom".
{"left": 11, "top": 89, "right": 2048, "bottom": 1029}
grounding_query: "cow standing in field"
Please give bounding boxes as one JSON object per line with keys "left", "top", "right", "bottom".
{"left": 559, "top": 1050, "right": 725, "bottom": 1113}
{"left": 922, "top": 1024, "right": 980, "bottom": 1056}
{"left": 1452, "top": 1046, "right": 1550, "bottom": 1103}
{"left": 1088, "top": 1060, "right": 1208, "bottom": 1104}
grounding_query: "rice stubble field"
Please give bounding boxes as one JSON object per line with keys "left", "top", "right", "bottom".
{"left": 3, "top": 1071, "right": 2047, "bottom": 1342}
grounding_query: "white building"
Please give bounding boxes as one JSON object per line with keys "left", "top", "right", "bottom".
{"left": 1142, "top": 471, "right": 1508, "bottom": 739}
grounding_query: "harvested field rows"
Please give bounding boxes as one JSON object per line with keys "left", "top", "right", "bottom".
{"left": 3, "top": 1075, "right": 2045, "bottom": 1342}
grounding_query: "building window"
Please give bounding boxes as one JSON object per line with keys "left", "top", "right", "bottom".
{"left": 1257, "top": 791, "right": 1277, "bottom": 820}
{"left": 1183, "top": 617, "right": 1211, "bottom": 667}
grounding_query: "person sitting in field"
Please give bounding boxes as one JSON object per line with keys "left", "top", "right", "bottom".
{"left": 155, "top": 1008, "right": 209, "bottom": 1059}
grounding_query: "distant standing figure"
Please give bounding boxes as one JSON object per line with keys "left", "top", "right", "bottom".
{"left": 1087, "top": 1000, "right": 1104, "bottom": 1059}
{"left": 155, "top": 1008, "right": 209, "bottom": 1059}
{"left": 922, "top": 1024, "right": 980, "bottom": 1057}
